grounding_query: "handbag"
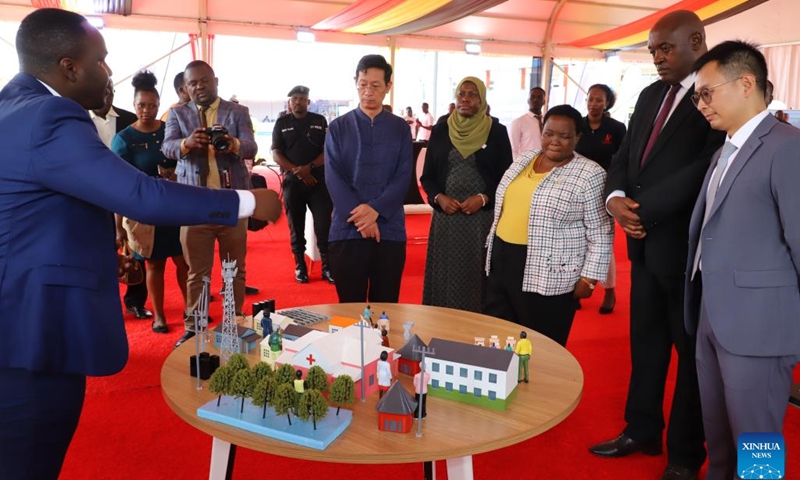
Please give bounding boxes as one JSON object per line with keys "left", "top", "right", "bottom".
{"left": 118, "top": 240, "right": 145, "bottom": 286}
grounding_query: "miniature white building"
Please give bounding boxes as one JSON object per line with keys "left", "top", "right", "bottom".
{"left": 276, "top": 324, "right": 396, "bottom": 400}
{"left": 424, "top": 338, "right": 518, "bottom": 410}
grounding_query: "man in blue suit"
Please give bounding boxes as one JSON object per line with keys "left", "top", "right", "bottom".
{"left": 0, "top": 9, "right": 280, "bottom": 480}
{"left": 686, "top": 40, "right": 800, "bottom": 480}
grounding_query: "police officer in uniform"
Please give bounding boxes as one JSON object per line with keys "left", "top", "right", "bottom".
{"left": 272, "top": 85, "right": 334, "bottom": 284}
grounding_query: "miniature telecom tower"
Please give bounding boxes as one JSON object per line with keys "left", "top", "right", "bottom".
{"left": 220, "top": 258, "right": 240, "bottom": 364}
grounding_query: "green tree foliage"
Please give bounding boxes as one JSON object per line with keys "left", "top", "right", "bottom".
{"left": 251, "top": 376, "right": 278, "bottom": 419}
{"left": 209, "top": 366, "right": 234, "bottom": 406}
{"left": 329, "top": 375, "right": 355, "bottom": 415}
{"left": 305, "top": 365, "right": 329, "bottom": 392}
{"left": 230, "top": 369, "right": 256, "bottom": 413}
{"left": 226, "top": 353, "right": 250, "bottom": 372}
{"left": 271, "top": 383, "right": 297, "bottom": 425}
{"left": 275, "top": 363, "right": 296, "bottom": 385}
{"left": 251, "top": 362, "right": 273, "bottom": 383}
{"left": 297, "top": 389, "right": 329, "bottom": 430}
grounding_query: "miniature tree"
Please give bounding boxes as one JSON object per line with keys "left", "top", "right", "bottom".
{"left": 296, "top": 389, "right": 329, "bottom": 430}
{"left": 271, "top": 383, "right": 297, "bottom": 425}
{"left": 230, "top": 368, "right": 256, "bottom": 413}
{"left": 209, "top": 366, "right": 235, "bottom": 407}
{"left": 251, "top": 376, "right": 278, "bottom": 419}
{"left": 251, "top": 361, "right": 273, "bottom": 383}
{"left": 329, "top": 375, "right": 355, "bottom": 415}
{"left": 275, "top": 363, "right": 296, "bottom": 385}
{"left": 227, "top": 353, "right": 250, "bottom": 373}
{"left": 305, "top": 365, "right": 329, "bottom": 392}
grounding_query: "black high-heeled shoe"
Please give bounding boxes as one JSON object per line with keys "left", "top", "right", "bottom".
{"left": 151, "top": 321, "right": 169, "bottom": 334}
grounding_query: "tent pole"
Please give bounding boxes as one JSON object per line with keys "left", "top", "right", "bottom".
{"left": 388, "top": 36, "right": 397, "bottom": 110}
{"left": 199, "top": 0, "right": 209, "bottom": 63}
{"left": 542, "top": 0, "right": 568, "bottom": 114}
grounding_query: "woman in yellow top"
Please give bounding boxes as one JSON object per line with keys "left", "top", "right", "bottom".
{"left": 483, "top": 105, "right": 613, "bottom": 346}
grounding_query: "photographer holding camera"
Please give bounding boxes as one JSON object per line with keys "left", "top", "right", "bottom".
{"left": 163, "top": 60, "right": 259, "bottom": 348}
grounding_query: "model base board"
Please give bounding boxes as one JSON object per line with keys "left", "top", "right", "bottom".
{"left": 197, "top": 396, "right": 353, "bottom": 450}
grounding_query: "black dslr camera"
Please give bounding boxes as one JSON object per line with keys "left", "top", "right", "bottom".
{"left": 205, "top": 124, "right": 230, "bottom": 151}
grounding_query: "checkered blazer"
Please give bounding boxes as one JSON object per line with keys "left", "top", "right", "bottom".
{"left": 485, "top": 150, "right": 613, "bottom": 295}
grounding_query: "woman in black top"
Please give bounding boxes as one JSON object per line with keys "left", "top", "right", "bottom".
{"left": 575, "top": 84, "right": 626, "bottom": 314}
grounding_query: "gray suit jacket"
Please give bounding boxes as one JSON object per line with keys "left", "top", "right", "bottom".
{"left": 684, "top": 114, "right": 800, "bottom": 356}
{"left": 162, "top": 99, "right": 257, "bottom": 189}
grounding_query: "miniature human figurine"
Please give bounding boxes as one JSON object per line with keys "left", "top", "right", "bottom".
{"left": 505, "top": 343, "right": 513, "bottom": 351}
{"left": 260, "top": 311, "right": 273, "bottom": 337}
{"left": 515, "top": 331, "right": 532, "bottom": 383}
{"left": 269, "top": 327, "right": 283, "bottom": 352}
{"left": 378, "top": 311, "right": 390, "bottom": 331}
{"left": 413, "top": 362, "right": 431, "bottom": 418}
{"left": 377, "top": 350, "right": 392, "bottom": 398}
{"left": 363, "top": 305, "right": 373, "bottom": 324}
{"left": 294, "top": 369, "right": 305, "bottom": 395}
{"left": 402, "top": 321, "right": 414, "bottom": 343}
{"left": 381, "top": 328, "right": 390, "bottom": 348}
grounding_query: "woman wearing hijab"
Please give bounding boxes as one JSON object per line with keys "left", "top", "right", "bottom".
{"left": 420, "top": 77, "right": 513, "bottom": 312}
{"left": 483, "top": 105, "right": 613, "bottom": 346}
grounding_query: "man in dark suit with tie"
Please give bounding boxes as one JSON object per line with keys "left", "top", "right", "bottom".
{"left": 588, "top": 10, "right": 725, "bottom": 480}
{"left": 0, "top": 9, "right": 280, "bottom": 480}
{"left": 686, "top": 40, "right": 800, "bottom": 480}
{"left": 90, "top": 80, "right": 152, "bottom": 320}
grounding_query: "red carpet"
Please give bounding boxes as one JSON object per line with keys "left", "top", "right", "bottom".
{"left": 60, "top": 208, "right": 799, "bottom": 479}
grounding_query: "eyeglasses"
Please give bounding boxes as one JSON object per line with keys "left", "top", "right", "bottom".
{"left": 691, "top": 77, "right": 742, "bottom": 107}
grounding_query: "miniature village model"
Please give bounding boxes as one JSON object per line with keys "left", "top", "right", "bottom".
{"left": 191, "top": 270, "right": 527, "bottom": 449}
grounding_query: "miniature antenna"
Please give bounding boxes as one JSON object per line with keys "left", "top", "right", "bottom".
{"left": 220, "top": 257, "right": 240, "bottom": 364}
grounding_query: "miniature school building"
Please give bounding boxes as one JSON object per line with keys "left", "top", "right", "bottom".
{"left": 274, "top": 324, "right": 398, "bottom": 400}
{"left": 424, "top": 338, "right": 518, "bottom": 410}
{"left": 396, "top": 334, "right": 427, "bottom": 376}
{"left": 212, "top": 325, "right": 260, "bottom": 354}
{"left": 375, "top": 382, "right": 417, "bottom": 433}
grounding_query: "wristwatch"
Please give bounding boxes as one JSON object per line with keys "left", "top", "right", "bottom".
{"left": 309, "top": 162, "right": 316, "bottom": 171}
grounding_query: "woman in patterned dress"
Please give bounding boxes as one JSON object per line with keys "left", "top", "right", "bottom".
{"left": 420, "top": 77, "right": 512, "bottom": 312}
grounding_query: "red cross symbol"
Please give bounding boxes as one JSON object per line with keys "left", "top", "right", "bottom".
{"left": 306, "top": 354, "right": 316, "bottom": 365}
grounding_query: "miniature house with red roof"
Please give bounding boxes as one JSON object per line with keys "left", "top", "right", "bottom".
{"left": 375, "top": 382, "right": 417, "bottom": 433}
{"left": 396, "top": 334, "right": 427, "bottom": 376}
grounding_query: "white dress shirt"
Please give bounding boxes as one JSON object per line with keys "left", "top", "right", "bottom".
{"left": 509, "top": 111, "right": 542, "bottom": 159}
{"left": 89, "top": 107, "right": 120, "bottom": 148}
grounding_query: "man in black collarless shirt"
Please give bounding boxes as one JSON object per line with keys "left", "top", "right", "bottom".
{"left": 272, "top": 85, "right": 334, "bottom": 284}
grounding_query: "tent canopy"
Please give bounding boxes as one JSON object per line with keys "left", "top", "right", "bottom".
{"left": 0, "top": 0, "right": 797, "bottom": 59}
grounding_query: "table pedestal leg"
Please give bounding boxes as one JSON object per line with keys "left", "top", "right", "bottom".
{"left": 423, "top": 460, "right": 436, "bottom": 479}
{"left": 209, "top": 437, "right": 237, "bottom": 480}
{"left": 446, "top": 456, "right": 473, "bottom": 480}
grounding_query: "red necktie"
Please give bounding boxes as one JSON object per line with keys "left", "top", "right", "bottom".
{"left": 641, "top": 84, "right": 681, "bottom": 166}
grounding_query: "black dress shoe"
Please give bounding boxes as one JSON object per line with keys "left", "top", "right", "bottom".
{"left": 295, "top": 268, "right": 309, "bottom": 284}
{"left": 126, "top": 306, "right": 153, "bottom": 319}
{"left": 588, "top": 433, "right": 662, "bottom": 458}
{"left": 321, "top": 267, "right": 335, "bottom": 284}
{"left": 173, "top": 331, "right": 196, "bottom": 349}
{"left": 245, "top": 285, "right": 259, "bottom": 295}
{"left": 659, "top": 464, "right": 699, "bottom": 480}
{"left": 151, "top": 321, "right": 169, "bottom": 334}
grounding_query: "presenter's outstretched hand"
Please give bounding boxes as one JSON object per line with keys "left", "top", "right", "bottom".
{"left": 251, "top": 189, "right": 282, "bottom": 222}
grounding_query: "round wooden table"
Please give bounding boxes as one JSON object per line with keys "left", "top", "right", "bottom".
{"left": 161, "top": 303, "right": 583, "bottom": 479}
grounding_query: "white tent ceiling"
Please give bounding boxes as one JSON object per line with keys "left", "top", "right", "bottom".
{"left": 0, "top": 0, "right": 797, "bottom": 60}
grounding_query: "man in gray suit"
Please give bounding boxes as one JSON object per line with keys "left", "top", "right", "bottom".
{"left": 163, "top": 60, "right": 258, "bottom": 348}
{"left": 686, "top": 40, "right": 800, "bottom": 479}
